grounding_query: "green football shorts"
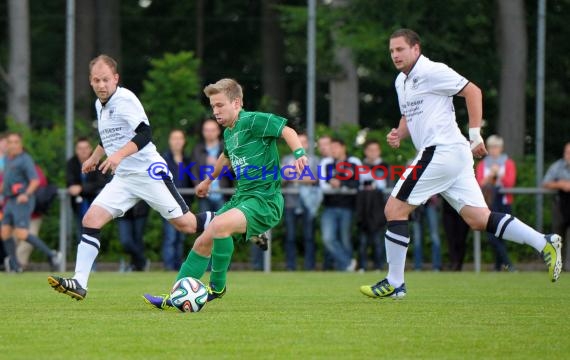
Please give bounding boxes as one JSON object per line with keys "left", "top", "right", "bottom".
{"left": 216, "top": 192, "right": 284, "bottom": 242}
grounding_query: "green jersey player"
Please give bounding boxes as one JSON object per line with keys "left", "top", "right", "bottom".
{"left": 144, "top": 78, "right": 308, "bottom": 308}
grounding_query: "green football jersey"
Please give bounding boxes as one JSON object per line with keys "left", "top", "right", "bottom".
{"left": 222, "top": 110, "right": 287, "bottom": 196}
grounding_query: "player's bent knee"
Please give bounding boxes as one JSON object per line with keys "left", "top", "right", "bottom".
{"left": 205, "top": 220, "right": 233, "bottom": 238}
{"left": 82, "top": 206, "right": 113, "bottom": 229}
{"left": 13, "top": 229, "right": 28, "bottom": 242}
{"left": 384, "top": 197, "right": 413, "bottom": 221}
{"left": 192, "top": 236, "right": 213, "bottom": 254}
{"left": 460, "top": 207, "right": 490, "bottom": 231}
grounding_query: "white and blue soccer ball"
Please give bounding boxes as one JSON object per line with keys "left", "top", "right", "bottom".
{"left": 170, "top": 277, "right": 208, "bottom": 313}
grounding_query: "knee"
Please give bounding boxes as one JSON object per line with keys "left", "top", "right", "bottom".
{"left": 82, "top": 212, "right": 100, "bottom": 229}
{"left": 205, "top": 219, "right": 232, "bottom": 238}
{"left": 192, "top": 235, "right": 213, "bottom": 255}
{"left": 13, "top": 230, "right": 28, "bottom": 242}
{"left": 461, "top": 211, "right": 489, "bottom": 231}
{"left": 384, "top": 205, "right": 408, "bottom": 222}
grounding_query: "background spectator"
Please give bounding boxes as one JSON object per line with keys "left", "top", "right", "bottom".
{"left": 67, "top": 137, "right": 109, "bottom": 242}
{"left": 542, "top": 142, "right": 570, "bottom": 270}
{"left": 317, "top": 135, "right": 334, "bottom": 270}
{"left": 356, "top": 139, "right": 389, "bottom": 272}
{"left": 189, "top": 118, "right": 230, "bottom": 212}
{"left": 281, "top": 133, "right": 320, "bottom": 271}
{"left": 476, "top": 135, "right": 516, "bottom": 272}
{"left": 411, "top": 195, "right": 442, "bottom": 271}
{"left": 16, "top": 165, "right": 58, "bottom": 270}
{"left": 118, "top": 200, "right": 150, "bottom": 272}
{"left": 1, "top": 132, "right": 60, "bottom": 272}
{"left": 319, "top": 138, "right": 361, "bottom": 271}
{"left": 442, "top": 199, "right": 470, "bottom": 271}
{"left": 0, "top": 133, "right": 7, "bottom": 269}
{"left": 162, "top": 129, "right": 193, "bottom": 271}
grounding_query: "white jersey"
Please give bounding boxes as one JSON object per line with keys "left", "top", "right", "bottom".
{"left": 395, "top": 54, "right": 469, "bottom": 150}
{"left": 95, "top": 87, "right": 165, "bottom": 176}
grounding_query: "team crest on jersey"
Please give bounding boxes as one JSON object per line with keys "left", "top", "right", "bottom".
{"left": 411, "top": 76, "right": 420, "bottom": 90}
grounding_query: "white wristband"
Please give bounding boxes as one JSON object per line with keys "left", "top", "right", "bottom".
{"left": 469, "top": 127, "right": 483, "bottom": 150}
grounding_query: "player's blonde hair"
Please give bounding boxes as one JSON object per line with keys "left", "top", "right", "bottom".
{"left": 203, "top": 78, "right": 243, "bottom": 104}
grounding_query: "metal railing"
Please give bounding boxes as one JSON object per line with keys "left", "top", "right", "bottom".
{"left": 56, "top": 186, "right": 556, "bottom": 273}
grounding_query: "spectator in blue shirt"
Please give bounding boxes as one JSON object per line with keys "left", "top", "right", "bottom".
{"left": 1, "top": 132, "right": 60, "bottom": 272}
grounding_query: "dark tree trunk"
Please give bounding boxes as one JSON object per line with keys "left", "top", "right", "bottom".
{"left": 496, "top": 0, "right": 527, "bottom": 158}
{"left": 329, "top": 0, "right": 358, "bottom": 129}
{"left": 261, "top": 0, "right": 286, "bottom": 116}
{"left": 7, "top": 0, "right": 30, "bottom": 125}
{"left": 74, "top": 0, "right": 96, "bottom": 121}
{"left": 96, "top": 0, "right": 121, "bottom": 61}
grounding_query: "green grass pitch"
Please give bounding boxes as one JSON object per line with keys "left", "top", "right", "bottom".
{"left": 1, "top": 271, "right": 568, "bottom": 359}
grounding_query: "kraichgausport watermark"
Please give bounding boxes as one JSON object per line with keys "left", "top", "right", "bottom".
{"left": 147, "top": 162, "right": 422, "bottom": 181}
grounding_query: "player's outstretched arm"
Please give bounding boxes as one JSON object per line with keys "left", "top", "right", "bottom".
{"left": 281, "top": 126, "right": 308, "bottom": 173}
{"left": 458, "top": 82, "right": 487, "bottom": 158}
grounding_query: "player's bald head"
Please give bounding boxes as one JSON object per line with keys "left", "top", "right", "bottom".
{"left": 89, "top": 54, "right": 119, "bottom": 75}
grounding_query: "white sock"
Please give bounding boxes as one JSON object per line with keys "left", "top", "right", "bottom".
{"left": 494, "top": 215, "right": 546, "bottom": 252}
{"left": 73, "top": 234, "right": 100, "bottom": 288}
{"left": 385, "top": 229, "right": 410, "bottom": 287}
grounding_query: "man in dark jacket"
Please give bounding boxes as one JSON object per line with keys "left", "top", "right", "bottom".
{"left": 66, "top": 137, "right": 109, "bottom": 240}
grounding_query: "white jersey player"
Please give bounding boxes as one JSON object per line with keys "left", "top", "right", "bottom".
{"left": 360, "top": 29, "right": 562, "bottom": 299}
{"left": 48, "top": 55, "right": 213, "bottom": 301}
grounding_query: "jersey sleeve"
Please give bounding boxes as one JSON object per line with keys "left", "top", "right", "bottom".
{"left": 248, "top": 112, "right": 288, "bottom": 139}
{"left": 428, "top": 63, "right": 469, "bottom": 97}
{"left": 118, "top": 96, "right": 150, "bottom": 131}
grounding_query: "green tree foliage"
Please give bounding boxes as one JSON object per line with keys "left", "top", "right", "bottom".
{"left": 3, "top": 1, "right": 569, "bottom": 266}
{"left": 279, "top": 0, "right": 497, "bottom": 132}
{"left": 140, "top": 51, "right": 205, "bottom": 151}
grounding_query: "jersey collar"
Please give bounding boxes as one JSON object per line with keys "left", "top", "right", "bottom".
{"left": 404, "top": 54, "right": 425, "bottom": 78}
{"left": 100, "top": 87, "right": 120, "bottom": 107}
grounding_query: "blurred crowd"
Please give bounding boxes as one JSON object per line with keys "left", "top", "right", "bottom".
{"left": 2, "top": 124, "right": 569, "bottom": 273}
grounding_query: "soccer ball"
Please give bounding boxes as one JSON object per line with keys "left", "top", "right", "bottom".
{"left": 170, "top": 277, "right": 208, "bottom": 313}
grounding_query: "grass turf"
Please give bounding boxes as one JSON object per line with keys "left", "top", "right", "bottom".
{"left": 0, "top": 271, "right": 568, "bottom": 359}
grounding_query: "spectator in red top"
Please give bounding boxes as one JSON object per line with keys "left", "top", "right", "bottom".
{"left": 475, "top": 135, "right": 516, "bottom": 271}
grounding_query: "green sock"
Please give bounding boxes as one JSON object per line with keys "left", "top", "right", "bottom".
{"left": 176, "top": 250, "right": 210, "bottom": 281}
{"left": 209, "top": 237, "right": 234, "bottom": 290}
